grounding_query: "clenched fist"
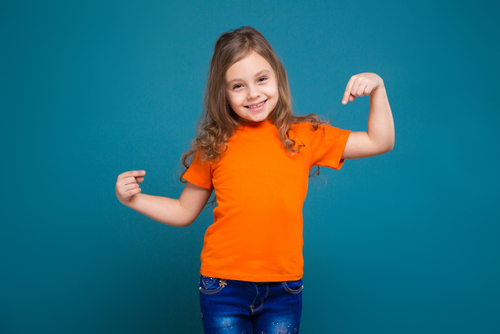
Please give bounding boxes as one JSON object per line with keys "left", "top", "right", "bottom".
{"left": 342, "top": 73, "right": 384, "bottom": 105}
{"left": 115, "top": 170, "right": 146, "bottom": 205}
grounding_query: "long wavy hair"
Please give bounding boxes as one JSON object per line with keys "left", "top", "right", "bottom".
{"left": 180, "top": 26, "right": 331, "bottom": 186}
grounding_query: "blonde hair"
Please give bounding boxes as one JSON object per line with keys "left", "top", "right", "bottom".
{"left": 180, "top": 26, "right": 330, "bottom": 184}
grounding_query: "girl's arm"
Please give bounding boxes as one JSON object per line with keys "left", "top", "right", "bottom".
{"left": 341, "top": 73, "right": 395, "bottom": 159}
{"left": 115, "top": 170, "right": 213, "bottom": 227}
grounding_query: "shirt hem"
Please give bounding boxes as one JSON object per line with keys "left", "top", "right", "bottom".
{"left": 200, "top": 269, "right": 303, "bottom": 282}
{"left": 182, "top": 175, "right": 214, "bottom": 190}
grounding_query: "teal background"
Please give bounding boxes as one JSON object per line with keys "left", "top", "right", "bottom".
{"left": 1, "top": 0, "right": 499, "bottom": 333}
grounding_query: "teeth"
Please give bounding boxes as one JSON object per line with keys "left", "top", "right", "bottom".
{"left": 248, "top": 101, "right": 265, "bottom": 108}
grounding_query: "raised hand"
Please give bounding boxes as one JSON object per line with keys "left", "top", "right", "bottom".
{"left": 115, "top": 170, "right": 146, "bottom": 204}
{"left": 342, "top": 73, "right": 384, "bottom": 105}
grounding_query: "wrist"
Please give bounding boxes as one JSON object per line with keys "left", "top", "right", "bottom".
{"left": 371, "top": 82, "right": 387, "bottom": 98}
{"left": 121, "top": 193, "right": 140, "bottom": 207}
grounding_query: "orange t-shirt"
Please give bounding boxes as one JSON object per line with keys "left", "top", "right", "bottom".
{"left": 182, "top": 119, "right": 351, "bottom": 282}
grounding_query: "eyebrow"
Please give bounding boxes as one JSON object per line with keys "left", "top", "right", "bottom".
{"left": 226, "top": 70, "right": 271, "bottom": 86}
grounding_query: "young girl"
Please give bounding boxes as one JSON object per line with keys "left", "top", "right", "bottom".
{"left": 115, "top": 26, "right": 394, "bottom": 334}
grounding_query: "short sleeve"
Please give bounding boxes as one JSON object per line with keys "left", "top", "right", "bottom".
{"left": 309, "top": 124, "right": 351, "bottom": 170}
{"left": 182, "top": 151, "right": 214, "bottom": 190}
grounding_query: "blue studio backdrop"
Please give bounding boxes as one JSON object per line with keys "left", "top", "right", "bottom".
{"left": 1, "top": 0, "right": 499, "bottom": 333}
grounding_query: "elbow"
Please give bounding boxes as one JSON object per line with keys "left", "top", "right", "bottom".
{"left": 168, "top": 217, "right": 194, "bottom": 227}
{"left": 159, "top": 216, "right": 194, "bottom": 228}
{"left": 375, "top": 140, "right": 394, "bottom": 156}
{"left": 383, "top": 134, "right": 395, "bottom": 153}
{"left": 366, "top": 131, "right": 395, "bottom": 157}
{"left": 178, "top": 219, "right": 195, "bottom": 228}
{"left": 385, "top": 140, "right": 395, "bottom": 153}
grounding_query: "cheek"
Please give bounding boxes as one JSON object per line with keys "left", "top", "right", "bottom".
{"left": 226, "top": 92, "right": 236, "bottom": 106}
{"left": 269, "top": 86, "right": 280, "bottom": 108}
{"left": 268, "top": 86, "right": 279, "bottom": 102}
{"left": 268, "top": 82, "right": 279, "bottom": 98}
{"left": 228, "top": 95, "right": 240, "bottom": 105}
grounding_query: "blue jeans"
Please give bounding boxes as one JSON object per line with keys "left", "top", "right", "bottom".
{"left": 199, "top": 275, "right": 303, "bottom": 334}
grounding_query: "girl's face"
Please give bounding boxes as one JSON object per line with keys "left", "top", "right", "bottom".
{"left": 225, "top": 51, "right": 279, "bottom": 123}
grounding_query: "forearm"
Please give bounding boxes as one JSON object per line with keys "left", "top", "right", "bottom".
{"left": 124, "top": 193, "right": 192, "bottom": 227}
{"left": 367, "top": 83, "right": 395, "bottom": 151}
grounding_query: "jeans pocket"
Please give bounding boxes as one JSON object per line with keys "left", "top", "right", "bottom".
{"left": 199, "top": 276, "right": 226, "bottom": 295}
{"left": 282, "top": 279, "right": 303, "bottom": 294}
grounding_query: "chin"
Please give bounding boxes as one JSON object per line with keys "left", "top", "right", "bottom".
{"left": 242, "top": 114, "right": 270, "bottom": 123}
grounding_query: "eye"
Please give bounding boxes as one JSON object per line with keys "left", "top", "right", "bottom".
{"left": 258, "top": 77, "right": 268, "bottom": 83}
{"left": 232, "top": 83, "right": 242, "bottom": 90}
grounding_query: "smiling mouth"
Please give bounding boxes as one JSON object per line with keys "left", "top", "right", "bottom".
{"left": 245, "top": 100, "right": 267, "bottom": 109}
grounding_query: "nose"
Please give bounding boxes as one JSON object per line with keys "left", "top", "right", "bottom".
{"left": 247, "top": 85, "right": 261, "bottom": 100}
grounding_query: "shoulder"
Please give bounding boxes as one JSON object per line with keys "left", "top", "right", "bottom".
{"left": 286, "top": 122, "right": 319, "bottom": 149}
{"left": 290, "top": 121, "right": 325, "bottom": 137}
{"left": 292, "top": 121, "right": 351, "bottom": 144}
{"left": 290, "top": 121, "right": 315, "bottom": 133}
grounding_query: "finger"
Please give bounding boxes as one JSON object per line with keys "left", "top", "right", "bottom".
{"left": 122, "top": 175, "right": 140, "bottom": 186}
{"left": 351, "top": 80, "right": 362, "bottom": 97}
{"left": 358, "top": 80, "right": 373, "bottom": 96}
{"left": 355, "top": 82, "right": 365, "bottom": 96}
{"left": 363, "top": 82, "right": 374, "bottom": 95}
{"left": 360, "top": 83, "right": 368, "bottom": 95}
{"left": 118, "top": 170, "right": 146, "bottom": 180}
{"left": 124, "top": 183, "right": 140, "bottom": 192}
{"left": 342, "top": 76, "right": 356, "bottom": 104}
{"left": 126, "top": 187, "right": 141, "bottom": 197}
{"left": 135, "top": 176, "right": 145, "bottom": 183}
